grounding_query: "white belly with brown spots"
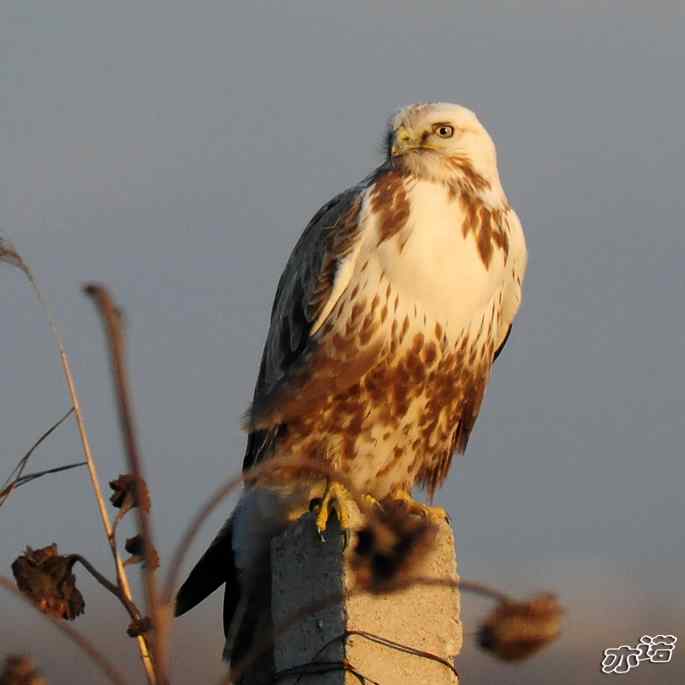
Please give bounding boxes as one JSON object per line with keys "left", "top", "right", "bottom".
{"left": 282, "top": 178, "right": 525, "bottom": 499}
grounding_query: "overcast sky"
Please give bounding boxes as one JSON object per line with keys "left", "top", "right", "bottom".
{"left": 1, "top": 2, "right": 684, "bottom": 683}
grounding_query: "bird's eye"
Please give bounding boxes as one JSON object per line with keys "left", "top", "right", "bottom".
{"left": 433, "top": 124, "right": 454, "bottom": 138}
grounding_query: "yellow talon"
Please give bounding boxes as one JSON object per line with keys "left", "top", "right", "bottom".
{"left": 361, "top": 493, "right": 382, "bottom": 513}
{"left": 315, "top": 482, "right": 356, "bottom": 537}
{"left": 387, "top": 489, "right": 450, "bottom": 524}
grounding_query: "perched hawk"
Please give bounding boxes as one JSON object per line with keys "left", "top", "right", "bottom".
{"left": 176, "top": 102, "right": 527, "bottom": 672}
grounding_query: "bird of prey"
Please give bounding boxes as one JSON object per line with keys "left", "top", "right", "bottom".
{"left": 176, "top": 102, "right": 527, "bottom": 672}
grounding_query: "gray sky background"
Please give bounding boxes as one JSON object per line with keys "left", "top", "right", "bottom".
{"left": 1, "top": 2, "right": 684, "bottom": 683}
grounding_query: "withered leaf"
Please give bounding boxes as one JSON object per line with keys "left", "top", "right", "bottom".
{"left": 109, "top": 474, "right": 150, "bottom": 514}
{"left": 124, "top": 535, "right": 159, "bottom": 570}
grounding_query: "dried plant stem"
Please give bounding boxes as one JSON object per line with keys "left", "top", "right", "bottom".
{"left": 458, "top": 578, "right": 512, "bottom": 604}
{"left": 1, "top": 244, "right": 157, "bottom": 685}
{"left": 83, "top": 284, "right": 166, "bottom": 685}
{"left": 54, "top": 305, "right": 158, "bottom": 685}
{"left": 0, "top": 408, "right": 75, "bottom": 507}
{"left": 72, "top": 555, "right": 122, "bottom": 598}
{"left": 0, "top": 576, "right": 127, "bottom": 685}
{"left": 71, "top": 554, "right": 143, "bottom": 621}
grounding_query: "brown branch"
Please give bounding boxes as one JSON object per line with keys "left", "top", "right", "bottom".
{"left": 69, "top": 555, "right": 141, "bottom": 622}
{"left": 0, "top": 575, "right": 127, "bottom": 685}
{"left": 83, "top": 284, "right": 166, "bottom": 684}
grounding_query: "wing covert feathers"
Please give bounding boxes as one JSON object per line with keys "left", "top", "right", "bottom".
{"left": 241, "top": 183, "right": 371, "bottom": 449}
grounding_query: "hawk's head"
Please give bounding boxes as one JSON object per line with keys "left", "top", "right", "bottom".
{"left": 386, "top": 103, "right": 504, "bottom": 201}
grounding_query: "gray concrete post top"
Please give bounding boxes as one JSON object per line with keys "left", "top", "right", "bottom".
{"left": 267, "top": 512, "right": 461, "bottom": 684}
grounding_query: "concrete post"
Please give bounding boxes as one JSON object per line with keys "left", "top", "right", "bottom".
{"left": 267, "top": 512, "right": 461, "bottom": 684}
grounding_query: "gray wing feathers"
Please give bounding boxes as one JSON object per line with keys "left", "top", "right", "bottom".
{"left": 262, "top": 188, "right": 362, "bottom": 391}
{"left": 242, "top": 184, "right": 368, "bottom": 470}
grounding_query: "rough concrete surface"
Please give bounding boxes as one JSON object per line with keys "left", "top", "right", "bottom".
{"left": 270, "top": 512, "right": 461, "bottom": 684}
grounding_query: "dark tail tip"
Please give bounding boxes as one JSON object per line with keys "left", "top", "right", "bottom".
{"left": 174, "top": 518, "right": 235, "bottom": 618}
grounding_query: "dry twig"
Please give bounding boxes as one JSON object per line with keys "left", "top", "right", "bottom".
{"left": 0, "top": 463, "right": 86, "bottom": 502}
{"left": 0, "top": 409, "right": 75, "bottom": 508}
{"left": 1, "top": 238, "right": 156, "bottom": 683}
{"left": 83, "top": 283, "right": 166, "bottom": 684}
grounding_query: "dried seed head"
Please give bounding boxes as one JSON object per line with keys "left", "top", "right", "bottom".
{"left": 0, "top": 655, "right": 48, "bottom": 685}
{"left": 0, "top": 239, "right": 31, "bottom": 280}
{"left": 478, "top": 593, "right": 564, "bottom": 661}
{"left": 124, "top": 535, "right": 159, "bottom": 569}
{"left": 11, "top": 545, "right": 85, "bottom": 621}
{"left": 109, "top": 474, "right": 150, "bottom": 514}
{"left": 350, "top": 501, "right": 437, "bottom": 594}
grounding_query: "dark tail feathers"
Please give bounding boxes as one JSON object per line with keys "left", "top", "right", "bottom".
{"left": 175, "top": 518, "right": 240, "bottom": 625}
{"left": 175, "top": 517, "right": 273, "bottom": 682}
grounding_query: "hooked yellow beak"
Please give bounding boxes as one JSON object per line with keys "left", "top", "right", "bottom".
{"left": 391, "top": 126, "right": 418, "bottom": 156}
